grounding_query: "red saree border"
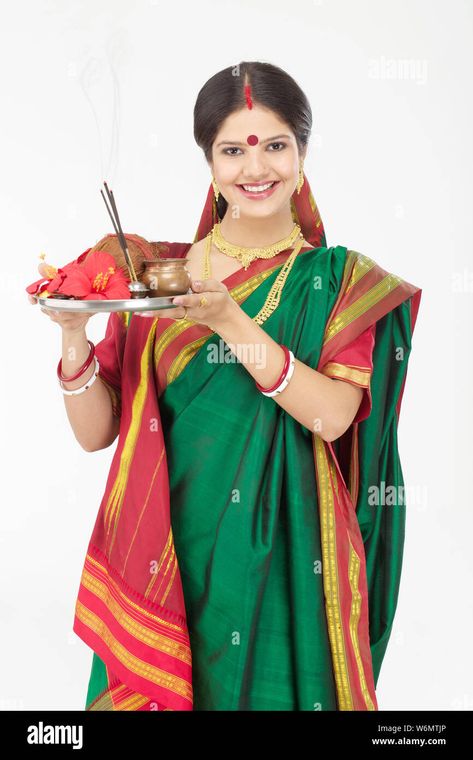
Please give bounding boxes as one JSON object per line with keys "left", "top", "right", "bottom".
{"left": 312, "top": 435, "right": 377, "bottom": 710}
{"left": 318, "top": 251, "right": 419, "bottom": 365}
{"left": 87, "top": 676, "right": 174, "bottom": 711}
{"left": 74, "top": 545, "right": 193, "bottom": 711}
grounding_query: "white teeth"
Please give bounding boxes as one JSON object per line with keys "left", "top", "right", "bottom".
{"left": 241, "top": 182, "right": 275, "bottom": 192}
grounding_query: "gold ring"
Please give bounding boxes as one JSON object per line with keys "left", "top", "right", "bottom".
{"left": 199, "top": 295, "right": 209, "bottom": 308}
{"left": 175, "top": 306, "right": 188, "bottom": 320}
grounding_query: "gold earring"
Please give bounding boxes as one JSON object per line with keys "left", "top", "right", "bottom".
{"left": 211, "top": 176, "right": 220, "bottom": 202}
{"left": 296, "top": 161, "right": 304, "bottom": 194}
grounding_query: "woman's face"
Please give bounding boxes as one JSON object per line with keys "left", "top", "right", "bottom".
{"left": 210, "top": 105, "right": 304, "bottom": 220}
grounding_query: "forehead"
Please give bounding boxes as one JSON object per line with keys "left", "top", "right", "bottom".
{"left": 214, "top": 105, "right": 294, "bottom": 142}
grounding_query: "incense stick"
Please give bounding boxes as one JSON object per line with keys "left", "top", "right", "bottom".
{"left": 104, "top": 183, "right": 127, "bottom": 253}
{"left": 102, "top": 182, "right": 138, "bottom": 281}
{"left": 100, "top": 182, "right": 138, "bottom": 281}
{"left": 100, "top": 189, "right": 121, "bottom": 238}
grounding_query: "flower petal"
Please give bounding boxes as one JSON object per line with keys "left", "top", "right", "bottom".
{"left": 83, "top": 250, "right": 117, "bottom": 280}
{"left": 26, "top": 277, "right": 49, "bottom": 295}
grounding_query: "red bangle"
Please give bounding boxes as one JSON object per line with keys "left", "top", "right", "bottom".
{"left": 57, "top": 340, "right": 95, "bottom": 382}
{"left": 255, "top": 345, "right": 290, "bottom": 392}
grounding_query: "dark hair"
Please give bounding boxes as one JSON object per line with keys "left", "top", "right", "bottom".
{"left": 193, "top": 61, "right": 312, "bottom": 218}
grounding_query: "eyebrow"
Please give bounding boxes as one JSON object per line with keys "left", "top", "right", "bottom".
{"left": 216, "top": 134, "right": 292, "bottom": 147}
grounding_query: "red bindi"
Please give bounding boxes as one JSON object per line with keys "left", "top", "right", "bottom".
{"left": 247, "top": 134, "right": 259, "bottom": 146}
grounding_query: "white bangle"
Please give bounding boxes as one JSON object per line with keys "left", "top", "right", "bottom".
{"left": 260, "top": 350, "right": 296, "bottom": 397}
{"left": 59, "top": 356, "right": 100, "bottom": 396}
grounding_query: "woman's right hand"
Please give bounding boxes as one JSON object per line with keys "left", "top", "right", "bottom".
{"left": 29, "top": 295, "right": 98, "bottom": 332}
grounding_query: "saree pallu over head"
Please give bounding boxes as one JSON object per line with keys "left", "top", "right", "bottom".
{"left": 73, "top": 173, "right": 421, "bottom": 710}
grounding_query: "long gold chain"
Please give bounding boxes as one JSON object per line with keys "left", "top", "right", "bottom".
{"left": 252, "top": 237, "right": 305, "bottom": 325}
{"left": 202, "top": 232, "right": 212, "bottom": 281}
{"left": 201, "top": 227, "right": 305, "bottom": 326}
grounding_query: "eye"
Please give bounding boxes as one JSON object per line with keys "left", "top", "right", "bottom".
{"left": 222, "top": 147, "right": 243, "bottom": 156}
{"left": 267, "top": 141, "right": 287, "bottom": 151}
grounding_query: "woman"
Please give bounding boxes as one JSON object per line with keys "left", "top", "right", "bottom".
{"left": 39, "top": 62, "right": 422, "bottom": 711}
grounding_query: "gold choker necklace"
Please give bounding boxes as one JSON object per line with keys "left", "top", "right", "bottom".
{"left": 208, "top": 222, "right": 303, "bottom": 272}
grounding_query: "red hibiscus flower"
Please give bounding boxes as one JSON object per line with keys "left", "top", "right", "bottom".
{"left": 54, "top": 251, "right": 130, "bottom": 300}
{"left": 26, "top": 250, "right": 131, "bottom": 300}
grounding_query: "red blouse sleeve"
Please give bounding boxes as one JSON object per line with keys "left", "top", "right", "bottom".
{"left": 320, "top": 323, "right": 376, "bottom": 424}
{"left": 95, "top": 311, "right": 128, "bottom": 418}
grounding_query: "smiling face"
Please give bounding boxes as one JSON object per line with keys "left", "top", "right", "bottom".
{"left": 209, "top": 105, "right": 305, "bottom": 220}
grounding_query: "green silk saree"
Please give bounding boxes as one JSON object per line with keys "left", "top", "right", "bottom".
{"left": 76, "top": 239, "right": 421, "bottom": 711}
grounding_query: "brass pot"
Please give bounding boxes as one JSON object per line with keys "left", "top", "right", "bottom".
{"left": 141, "top": 259, "right": 191, "bottom": 297}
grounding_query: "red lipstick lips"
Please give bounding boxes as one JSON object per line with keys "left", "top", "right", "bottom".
{"left": 236, "top": 180, "right": 280, "bottom": 200}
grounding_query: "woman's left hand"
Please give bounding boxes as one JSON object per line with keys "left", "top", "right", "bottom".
{"left": 134, "top": 279, "right": 238, "bottom": 331}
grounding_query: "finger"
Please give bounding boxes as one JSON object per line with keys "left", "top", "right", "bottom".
{"left": 191, "top": 279, "right": 226, "bottom": 293}
{"left": 171, "top": 293, "right": 205, "bottom": 309}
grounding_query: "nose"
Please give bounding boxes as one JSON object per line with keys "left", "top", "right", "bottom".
{"left": 241, "top": 150, "right": 269, "bottom": 181}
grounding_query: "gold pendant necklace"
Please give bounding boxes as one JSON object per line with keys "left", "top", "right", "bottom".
{"left": 207, "top": 221, "right": 303, "bottom": 273}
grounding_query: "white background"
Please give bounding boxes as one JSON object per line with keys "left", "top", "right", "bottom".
{"left": 1, "top": 0, "right": 471, "bottom": 710}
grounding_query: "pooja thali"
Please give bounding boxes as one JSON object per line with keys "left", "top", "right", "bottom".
{"left": 29, "top": 182, "right": 193, "bottom": 316}
{"left": 34, "top": 294, "right": 183, "bottom": 313}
